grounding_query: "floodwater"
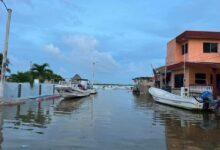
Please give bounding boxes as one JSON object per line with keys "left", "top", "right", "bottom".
{"left": 1, "top": 90, "right": 220, "bottom": 150}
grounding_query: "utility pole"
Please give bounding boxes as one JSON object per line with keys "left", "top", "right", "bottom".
{"left": 0, "top": 0, "right": 12, "bottom": 99}
{"left": 165, "top": 56, "right": 167, "bottom": 87}
{"left": 92, "top": 62, "right": 95, "bottom": 87}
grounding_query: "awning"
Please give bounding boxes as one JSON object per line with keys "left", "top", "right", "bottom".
{"left": 167, "top": 62, "right": 220, "bottom": 71}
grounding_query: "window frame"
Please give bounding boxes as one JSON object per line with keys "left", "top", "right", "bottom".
{"left": 174, "top": 74, "right": 184, "bottom": 88}
{"left": 195, "top": 73, "right": 206, "bottom": 85}
{"left": 181, "top": 43, "right": 188, "bottom": 55}
{"left": 203, "top": 42, "right": 218, "bottom": 53}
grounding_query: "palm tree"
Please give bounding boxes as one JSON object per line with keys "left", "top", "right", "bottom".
{"left": 31, "top": 63, "right": 52, "bottom": 83}
{"left": 0, "top": 53, "right": 10, "bottom": 74}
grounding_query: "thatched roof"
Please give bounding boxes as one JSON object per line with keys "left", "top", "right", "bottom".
{"left": 72, "top": 74, "right": 81, "bottom": 81}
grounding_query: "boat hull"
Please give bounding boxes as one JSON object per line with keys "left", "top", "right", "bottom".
{"left": 152, "top": 95, "right": 204, "bottom": 110}
{"left": 61, "top": 92, "right": 90, "bottom": 100}
{"left": 89, "top": 89, "right": 97, "bottom": 94}
{"left": 149, "top": 87, "right": 205, "bottom": 110}
{"left": 55, "top": 86, "right": 90, "bottom": 100}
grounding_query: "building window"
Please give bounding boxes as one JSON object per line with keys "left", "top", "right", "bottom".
{"left": 174, "top": 74, "right": 184, "bottom": 88}
{"left": 182, "top": 43, "right": 188, "bottom": 55}
{"left": 203, "top": 43, "right": 218, "bottom": 53}
{"left": 195, "top": 73, "right": 206, "bottom": 85}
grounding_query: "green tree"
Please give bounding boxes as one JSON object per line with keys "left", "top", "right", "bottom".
{"left": 8, "top": 63, "right": 64, "bottom": 84}
{"left": 9, "top": 72, "right": 32, "bottom": 83}
{"left": 31, "top": 63, "right": 51, "bottom": 83}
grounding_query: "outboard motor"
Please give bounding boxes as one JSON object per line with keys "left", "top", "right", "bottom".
{"left": 200, "top": 91, "right": 213, "bottom": 110}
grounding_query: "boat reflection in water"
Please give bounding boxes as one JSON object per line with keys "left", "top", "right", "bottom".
{"left": 159, "top": 106, "right": 220, "bottom": 150}
{"left": 55, "top": 98, "right": 87, "bottom": 114}
{"left": 134, "top": 94, "right": 220, "bottom": 150}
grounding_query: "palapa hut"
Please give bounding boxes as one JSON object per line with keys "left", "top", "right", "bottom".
{"left": 71, "top": 74, "right": 82, "bottom": 84}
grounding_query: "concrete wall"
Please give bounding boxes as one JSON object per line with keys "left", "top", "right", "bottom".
{"left": 170, "top": 67, "right": 220, "bottom": 88}
{"left": 166, "top": 39, "right": 220, "bottom": 66}
{"left": 188, "top": 39, "right": 220, "bottom": 63}
{"left": 133, "top": 79, "right": 154, "bottom": 95}
{"left": 2, "top": 82, "right": 55, "bottom": 101}
{"left": 170, "top": 68, "right": 190, "bottom": 88}
{"left": 167, "top": 39, "right": 182, "bottom": 66}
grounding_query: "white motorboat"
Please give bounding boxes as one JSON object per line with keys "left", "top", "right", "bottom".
{"left": 71, "top": 83, "right": 98, "bottom": 95}
{"left": 149, "top": 87, "right": 216, "bottom": 110}
{"left": 88, "top": 88, "right": 97, "bottom": 94}
{"left": 71, "top": 86, "right": 91, "bottom": 95}
{"left": 56, "top": 86, "right": 90, "bottom": 100}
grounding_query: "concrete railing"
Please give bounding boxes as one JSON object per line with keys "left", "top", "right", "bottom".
{"left": 189, "top": 85, "right": 213, "bottom": 94}
{"left": 2, "top": 82, "right": 56, "bottom": 101}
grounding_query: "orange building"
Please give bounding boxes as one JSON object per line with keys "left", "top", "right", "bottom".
{"left": 163, "top": 31, "right": 220, "bottom": 98}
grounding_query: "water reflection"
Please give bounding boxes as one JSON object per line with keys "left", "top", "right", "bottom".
{"left": 133, "top": 94, "right": 220, "bottom": 149}
{"left": 3, "top": 99, "right": 60, "bottom": 132}
{"left": 160, "top": 110, "right": 220, "bottom": 149}
{"left": 55, "top": 98, "right": 86, "bottom": 114}
{"left": 133, "top": 94, "right": 154, "bottom": 110}
{"left": 1, "top": 90, "right": 220, "bottom": 149}
{"left": 0, "top": 107, "right": 3, "bottom": 150}
{"left": 15, "top": 105, "right": 50, "bottom": 128}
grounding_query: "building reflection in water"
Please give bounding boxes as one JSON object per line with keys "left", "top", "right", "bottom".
{"left": 161, "top": 109, "right": 220, "bottom": 150}
{"left": 133, "top": 94, "right": 220, "bottom": 150}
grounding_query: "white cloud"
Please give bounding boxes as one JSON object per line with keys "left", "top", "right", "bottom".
{"left": 41, "top": 34, "right": 120, "bottom": 78}
{"left": 64, "top": 35, "right": 98, "bottom": 53}
{"left": 43, "top": 43, "right": 61, "bottom": 56}
{"left": 63, "top": 35, "right": 120, "bottom": 73}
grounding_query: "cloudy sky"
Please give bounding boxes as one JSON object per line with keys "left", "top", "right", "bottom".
{"left": 0, "top": 0, "right": 219, "bottom": 84}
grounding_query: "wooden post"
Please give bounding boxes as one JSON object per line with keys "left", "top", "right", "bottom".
{"left": 39, "top": 84, "right": 42, "bottom": 96}
{"left": 53, "top": 84, "right": 55, "bottom": 94}
{"left": 18, "top": 83, "right": 21, "bottom": 98}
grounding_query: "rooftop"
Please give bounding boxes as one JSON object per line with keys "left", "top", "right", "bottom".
{"left": 176, "top": 31, "right": 220, "bottom": 44}
{"left": 167, "top": 62, "right": 220, "bottom": 71}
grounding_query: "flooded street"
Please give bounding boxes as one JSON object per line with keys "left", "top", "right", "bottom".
{"left": 1, "top": 89, "right": 220, "bottom": 150}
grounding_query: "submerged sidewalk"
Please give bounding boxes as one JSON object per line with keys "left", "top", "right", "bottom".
{"left": 0, "top": 94, "right": 61, "bottom": 106}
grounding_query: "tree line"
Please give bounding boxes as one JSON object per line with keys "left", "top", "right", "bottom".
{"left": 0, "top": 53, "right": 64, "bottom": 84}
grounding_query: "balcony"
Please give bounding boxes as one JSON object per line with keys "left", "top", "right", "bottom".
{"left": 189, "top": 85, "right": 213, "bottom": 94}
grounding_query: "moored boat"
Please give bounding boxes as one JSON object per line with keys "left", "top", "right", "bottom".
{"left": 88, "top": 89, "right": 97, "bottom": 94}
{"left": 149, "top": 87, "right": 216, "bottom": 110}
{"left": 56, "top": 86, "right": 90, "bottom": 100}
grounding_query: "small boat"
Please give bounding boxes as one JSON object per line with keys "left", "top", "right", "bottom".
{"left": 149, "top": 87, "right": 216, "bottom": 110}
{"left": 88, "top": 88, "right": 97, "bottom": 94}
{"left": 71, "top": 86, "right": 91, "bottom": 95}
{"left": 56, "top": 86, "right": 90, "bottom": 100}
{"left": 71, "top": 83, "right": 98, "bottom": 95}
